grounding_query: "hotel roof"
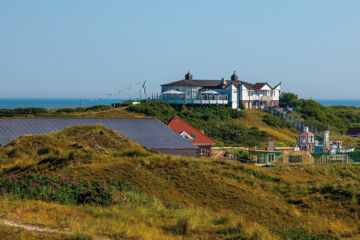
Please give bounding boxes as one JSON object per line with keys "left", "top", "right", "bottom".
{"left": 161, "top": 79, "right": 280, "bottom": 90}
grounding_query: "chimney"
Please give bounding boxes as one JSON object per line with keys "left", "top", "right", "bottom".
{"left": 231, "top": 71, "right": 238, "bottom": 81}
{"left": 185, "top": 72, "right": 193, "bottom": 80}
{"left": 221, "top": 77, "right": 227, "bottom": 85}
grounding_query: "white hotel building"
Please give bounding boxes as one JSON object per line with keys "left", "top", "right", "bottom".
{"left": 159, "top": 72, "right": 281, "bottom": 110}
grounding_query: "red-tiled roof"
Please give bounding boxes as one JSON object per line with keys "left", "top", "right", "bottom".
{"left": 167, "top": 116, "right": 216, "bottom": 145}
{"left": 299, "top": 131, "right": 314, "bottom": 136}
{"left": 252, "top": 83, "right": 267, "bottom": 90}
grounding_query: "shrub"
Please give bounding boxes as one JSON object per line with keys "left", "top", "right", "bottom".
{"left": 37, "top": 148, "right": 50, "bottom": 156}
{"left": 211, "top": 216, "right": 229, "bottom": 225}
{"left": 162, "top": 200, "right": 186, "bottom": 210}
{"left": 165, "top": 217, "right": 190, "bottom": 236}
{"left": 7, "top": 149, "right": 18, "bottom": 158}
{"left": 119, "top": 100, "right": 135, "bottom": 107}
{"left": 263, "top": 114, "right": 292, "bottom": 129}
{"left": 271, "top": 226, "right": 339, "bottom": 240}
{"left": 0, "top": 175, "right": 141, "bottom": 206}
{"left": 113, "top": 150, "right": 150, "bottom": 158}
{"left": 0, "top": 108, "right": 48, "bottom": 117}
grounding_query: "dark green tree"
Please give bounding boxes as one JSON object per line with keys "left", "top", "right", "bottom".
{"left": 279, "top": 92, "right": 299, "bottom": 108}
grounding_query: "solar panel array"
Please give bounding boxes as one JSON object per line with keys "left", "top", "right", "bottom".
{"left": 0, "top": 118, "right": 197, "bottom": 151}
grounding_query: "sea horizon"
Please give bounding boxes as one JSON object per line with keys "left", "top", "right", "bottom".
{"left": 0, "top": 98, "right": 131, "bottom": 110}
{"left": 0, "top": 98, "right": 359, "bottom": 109}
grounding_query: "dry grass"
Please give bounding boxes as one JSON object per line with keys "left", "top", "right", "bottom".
{"left": 1, "top": 126, "right": 360, "bottom": 239}
{"left": 330, "top": 133, "right": 360, "bottom": 148}
{"left": 77, "top": 107, "right": 146, "bottom": 118}
{"left": 238, "top": 111, "right": 298, "bottom": 146}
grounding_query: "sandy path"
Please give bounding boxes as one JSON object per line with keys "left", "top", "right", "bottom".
{"left": 0, "top": 219, "right": 65, "bottom": 234}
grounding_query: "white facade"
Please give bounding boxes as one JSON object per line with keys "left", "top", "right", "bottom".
{"left": 159, "top": 73, "right": 281, "bottom": 110}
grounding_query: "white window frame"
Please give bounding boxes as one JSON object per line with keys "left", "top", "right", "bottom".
{"left": 200, "top": 149, "right": 207, "bottom": 155}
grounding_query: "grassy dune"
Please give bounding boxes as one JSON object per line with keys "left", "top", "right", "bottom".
{"left": 239, "top": 111, "right": 298, "bottom": 146}
{"left": 0, "top": 125, "right": 360, "bottom": 239}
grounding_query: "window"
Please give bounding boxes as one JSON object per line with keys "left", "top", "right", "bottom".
{"left": 191, "top": 133, "right": 196, "bottom": 138}
{"left": 200, "top": 149, "right": 207, "bottom": 155}
{"left": 289, "top": 155, "right": 302, "bottom": 163}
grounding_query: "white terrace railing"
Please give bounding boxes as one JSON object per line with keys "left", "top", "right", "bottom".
{"left": 153, "top": 93, "right": 229, "bottom": 105}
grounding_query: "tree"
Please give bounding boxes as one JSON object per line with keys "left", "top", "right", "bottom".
{"left": 279, "top": 92, "right": 299, "bottom": 108}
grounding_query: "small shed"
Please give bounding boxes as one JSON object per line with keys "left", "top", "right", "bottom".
{"left": 279, "top": 151, "right": 315, "bottom": 164}
{"left": 250, "top": 150, "right": 282, "bottom": 164}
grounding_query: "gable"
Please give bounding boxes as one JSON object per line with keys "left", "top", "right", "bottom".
{"left": 168, "top": 117, "right": 216, "bottom": 144}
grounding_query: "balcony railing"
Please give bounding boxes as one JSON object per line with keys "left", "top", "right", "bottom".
{"left": 153, "top": 93, "right": 229, "bottom": 105}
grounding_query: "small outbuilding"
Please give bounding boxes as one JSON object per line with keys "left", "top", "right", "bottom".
{"left": 250, "top": 150, "right": 282, "bottom": 164}
{"left": 167, "top": 116, "right": 216, "bottom": 157}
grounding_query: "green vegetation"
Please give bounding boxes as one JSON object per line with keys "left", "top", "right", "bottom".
{"left": 1, "top": 125, "right": 360, "bottom": 239}
{"left": 280, "top": 92, "right": 360, "bottom": 132}
{"left": 270, "top": 226, "right": 338, "bottom": 240}
{"left": 262, "top": 114, "right": 293, "bottom": 129}
{"left": 0, "top": 105, "right": 112, "bottom": 118}
{"left": 0, "top": 101, "right": 301, "bottom": 146}
{"left": 128, "top": 100, "right": 272, "bottom": 146}
{"left": 0, "top": 175, "right": 140, "bottom": 206}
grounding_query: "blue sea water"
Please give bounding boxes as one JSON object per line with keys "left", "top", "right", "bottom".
{"left": 315, "top": 99, "right": 360, "bottom": 107}
{"left": 0, "top": 98, "right": 129, "bottom": 109}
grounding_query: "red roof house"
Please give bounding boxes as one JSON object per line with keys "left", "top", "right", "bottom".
{"left": 297, "top": 127, "right": 315, "bottom": 152}
{"left": 167, "top": 116, "right": 216, "bottom": 157}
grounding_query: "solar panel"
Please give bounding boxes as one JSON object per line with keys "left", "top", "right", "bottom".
{"left": 0, "top": 118, "right": 197, "bottom": 153}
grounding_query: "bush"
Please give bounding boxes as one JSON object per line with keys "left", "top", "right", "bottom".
{"left": 127, "top": 100, "right": 177, "bottom": 122}
{"left": 113, "top": 150, "right": 150, "bottom": 158}
{"left": 263, "top": 114, "right": 292, "bottom": 129}
{"left": 37, "top": 148, "right": 50, "bottom": 156}
{"left": 0, "top": 174, "right": 141, "bottom": 206}
{"left": 0, "top": 108, "right": 48, "bottom": 117}
{"left": 211, "top": 216, "right": 229, "bottom": 225}
{"left": 279, "top": 92, "right": 299, "bottom": 108}
{"left": 165, "top": 217, "right": 190, "bottom": 236}
{"left": 271, "top": 226, "right": 339, "bottom": 240}
{"left": 119, "top": 100, "right": 135, "bottom": 107}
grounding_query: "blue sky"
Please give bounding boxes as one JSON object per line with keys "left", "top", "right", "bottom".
{"left": 0, "top": 0, "right": 359, "bottom": 99}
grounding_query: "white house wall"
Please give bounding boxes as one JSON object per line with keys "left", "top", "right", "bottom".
{"left": 239, "top": 85, "right": 280, "bottom": 101}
